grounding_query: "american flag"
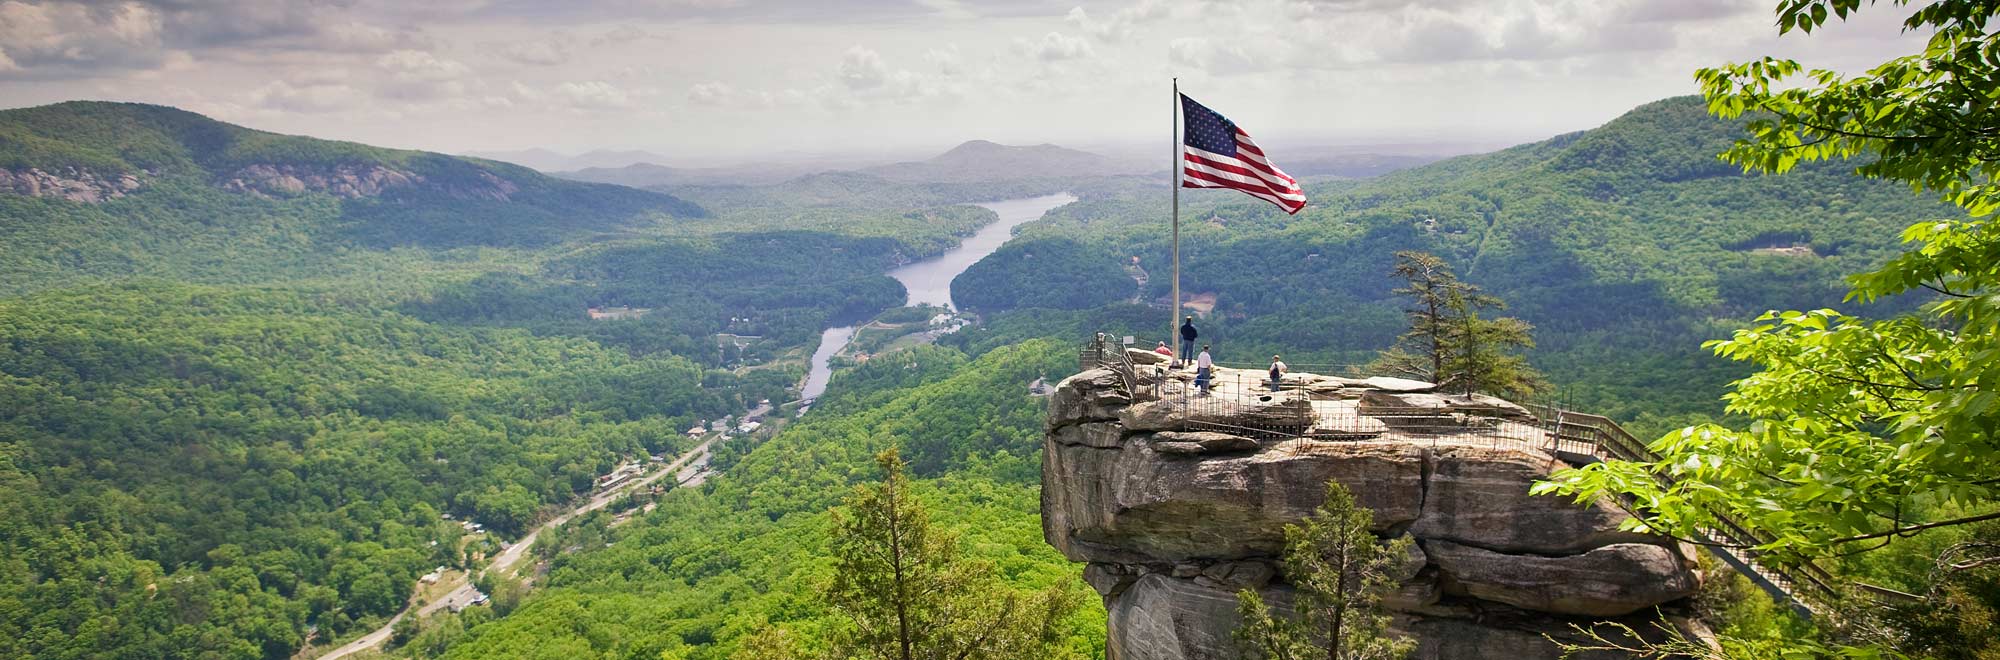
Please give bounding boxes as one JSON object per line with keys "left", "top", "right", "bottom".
{"left": 1180, "top": 93, "right": 1306, "bottom": 214}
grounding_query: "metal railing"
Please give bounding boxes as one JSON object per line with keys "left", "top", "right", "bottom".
{"left": 1070, "top": 336, "right": 1841, "bottom": 619}
{"left": 1521, "top": 403, "right": 1835, "bottom": 617}
{"left": 1069, "top": 336, "right": 1859, "bottom": 618}
{"left": 1077, "top": 334, "right": 1141, "bottom": 398}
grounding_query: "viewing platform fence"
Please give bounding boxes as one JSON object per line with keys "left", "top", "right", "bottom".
{"left": 1071, "top": 335, "right": 1860, "bottom": 619}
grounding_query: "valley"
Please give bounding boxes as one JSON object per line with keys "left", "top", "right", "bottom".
{"left": 0, "top": 93, "right": 1983, "bottom": 660}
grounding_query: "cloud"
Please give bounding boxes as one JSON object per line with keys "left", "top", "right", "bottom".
{"left": 375, "top": 49, "right": 472, "bottom": 100}
{"left": 0, "top": 48, "right": 17, "bottom": 72}
{"left": 1620, "top": 0, "right": 1756, "bottom": 24}
{"left": 552, "top": 80, "right": 635, "bottom": 109}
{"left": 838, "top": 45, "right": 888, "bottom": 90}
{"left": 687, "top": 80, "right": 732, "bottom": 105}
{"left": 1169, "top": 37, "right": 1281, "bottom": 74}
{"left": 247, "top": 79, "right": 363, "bottom": 113}
{"left": 1065, "top": 1, "right": 1167, "bottom": 43}
{"left": 0, "top": 0, "right": 433, "bottom": 78}
{"left": 591, "top": 25, "right": 662, "bottom": 46}
{"left": 924, "top": 45, "right": 962, "bottom": 75}
{"left": 498, "top": 38, "right": 572, "bottom": 66}
{"left": 0, "top": 1, "right": 167, "bottom": 77}
{"left": 1016, "top": 31, "right": 1093, "bottom": 61}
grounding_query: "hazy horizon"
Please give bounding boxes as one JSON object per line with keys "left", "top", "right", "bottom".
{"left": 0, "top": 0, "right": 1928, "bottom": 162}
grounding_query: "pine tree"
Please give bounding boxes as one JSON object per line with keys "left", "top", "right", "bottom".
{"left": 826, "top": 448, "right": 1077, "bottom": 660}
{"left": 1374, "top": 251, "right": 1541, "bottom": 398}
{"left": 1444, "top": 297, "right": 1542, "bottom": 399}
{"left": 1235, "top": 480, "right": 1414, "bottom": 660}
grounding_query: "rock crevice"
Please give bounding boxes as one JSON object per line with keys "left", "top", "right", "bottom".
{"left": 1043, "top": 354, "right": 1700, "bottom": 660}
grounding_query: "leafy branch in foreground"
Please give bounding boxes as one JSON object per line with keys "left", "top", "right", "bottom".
{"left": 1536, "top": 1, "right": 2000, "bottom": 657}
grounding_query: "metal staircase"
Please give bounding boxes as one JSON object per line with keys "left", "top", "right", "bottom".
{"left": 1525, "top": 404, "right": 1836, "bottom": 618}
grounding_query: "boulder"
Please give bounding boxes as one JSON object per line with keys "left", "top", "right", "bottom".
{"left": 1107, "top": 572, "right": 1653, "bottom": 660}
{"left": 1084, "top": 562, "right": 1138, "bottom": 599}
{"left": 1049, "top": 368, "right": 1131, "bottom": 429}
{"left": 1200, "top": 560, "right": 1277, "bottom": 589}
{"left": 1127, "top": 347, "right": 1171, "bottom": 366}
{"left": 1359, "top": 390, "right": 1534, "bottom": 422}
{"left": 1182, "top": 393, "right": 1316, "bottom": 436}
{"left": 1154, "top": 431, "right": 1259, "bottom": 454}
{"left": 1360, "top": 376, "right": 1436, "bottom": 392}
{"left": 1045, "top": 362, "right": 1699, "bottom": 660}
{"left": 1427, "top": 540, "right": 1700, "bottom": 617}
{"left": 1107, "top": 574, "right": 1284, "bottom": 660}
{"left": 1043, "top": 438, "right": 1426, "bottom": 563}
{"left": 1051, "top": 421, "right": 1130, "bottom": 449}
{"left": 1411, "top": 445, "right": 1657, "bottom": 555}
{"left": 1403, "top": 614, "right": 1668, "bottom": 660}
{"left": 1119, "top": 399, "right": 1183, "bottom": 432}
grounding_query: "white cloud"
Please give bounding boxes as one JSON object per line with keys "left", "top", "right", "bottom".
{"left": 0, "top": 1, "right": 167, "bottom": 77}
{"left": 1016, "top": 31, "right": 1092, "bottom": 61}
{"left": 552, "top": 80, "right": 635, "bottom": 109}
{"left": 499, "top": 38, "right": 572, "bottom": 66}
{"left": 924, "top": 45, "right": 962, "bottom": 75}
{"left": 374, "top": 49, "right": 472, "bottom": 100}
{"left": 247, "top": 79, "right": 362, "bottom": 113}
{"left": 592, "top": 25, "right": 654, "bottom": 45}
{"left": 0, "top": 48, "right": 18, "bottom": 73}
{"left": 1065, "top": 0, "right": 1170, "bottom": 43}
{"left": 838, "top": 45, "right": 889, "bottom": 90}
{"left": 688, "top": 80, "right": 733, "bottom": 105}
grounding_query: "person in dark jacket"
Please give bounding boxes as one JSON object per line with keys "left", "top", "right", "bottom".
{"left": 1178, "top": 316, "right": 1198, "bottom": 369}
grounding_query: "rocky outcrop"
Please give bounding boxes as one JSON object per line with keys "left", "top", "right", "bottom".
{"left": 1044, "top": 359, "right": 1700, "bottom": 660}
{"left": 0, "top": 167, "right": 144, "bottom": 203}
{"left": 218, "top": 163, "right": 520, "bottom": 201}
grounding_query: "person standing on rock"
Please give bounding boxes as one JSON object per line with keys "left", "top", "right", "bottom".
{"left": 1268, "top": 355, "right": 1287, "bottom": 391}
{"left": 1195, "top": 344, "right": 1214, "bottom": 395}
{"left": 1178, "top": 316, "right": 1199, "bottom": 369}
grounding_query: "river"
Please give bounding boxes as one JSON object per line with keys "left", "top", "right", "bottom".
{"left": 799, "top": 192, "right": 1076, "bottom": 401}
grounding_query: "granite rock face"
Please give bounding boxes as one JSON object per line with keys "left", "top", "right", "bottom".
{"left": 0, "top": 167, "right": 144, "bottom": 202}
{"left": 1045, "top": 362, "right": 1700, "bottom": 660}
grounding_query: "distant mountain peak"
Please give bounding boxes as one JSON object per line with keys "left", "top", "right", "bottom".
{"left": 863, "top": 140, "right": 1142, "bottom": 183}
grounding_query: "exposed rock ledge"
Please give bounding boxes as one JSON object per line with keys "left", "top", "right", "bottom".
{"left": 219, "top": 163, "right": 520, "bottom": 201}
{"left": 1044, "top": 355, "right": 1702, "bottom": 660}
{"left": 0, "top": 167, "right": 144, "bottom": 203}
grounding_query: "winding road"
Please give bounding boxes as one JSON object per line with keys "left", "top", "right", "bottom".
{"left": 316, "top": 437, "right": 720, "bottom": 660}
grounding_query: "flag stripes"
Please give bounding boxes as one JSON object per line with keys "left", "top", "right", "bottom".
{"left": 1179, "top": 94, "right": 1306, "bottom": 214}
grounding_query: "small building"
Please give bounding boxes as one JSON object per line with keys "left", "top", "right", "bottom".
{"left": 685, "top": 425, "right": 706, "bottom": 438}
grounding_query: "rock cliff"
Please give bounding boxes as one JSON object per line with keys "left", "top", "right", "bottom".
{"left": 0, "top": 166, "right": 145, "bottom": 203}
{"left": 219, "top": 163, "right": 520, "bottom": 201}
{"left": 1043, "top": 351, "right": 1702, "bottom": 660}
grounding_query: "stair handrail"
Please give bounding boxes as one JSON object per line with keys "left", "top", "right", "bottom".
{"left": 1522, "top": 403, "right": 1837, "bottom": 615}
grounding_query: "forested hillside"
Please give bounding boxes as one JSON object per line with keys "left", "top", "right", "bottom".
{"left": 0, "top": 102, "right": 707, "bottom": 291}
{"left": 394, "top": 342, "right": 1102, "bottom": 660}
{"left": 952, "top": 96, "right": 1956, "bottom": 433}
{"left": 0, "top": 284, "right": 732, "bottom": 658}
{"left": 0, "top": 103, "right": 1048, "bottom": 659}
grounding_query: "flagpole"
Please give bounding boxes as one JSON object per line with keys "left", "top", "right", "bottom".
{"left": 1170, "top": 78, "right": 1181, "bottom": 363}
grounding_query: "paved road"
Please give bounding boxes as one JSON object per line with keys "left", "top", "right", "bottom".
{"left": 316, "top": 438, "right": 718, "bottom": 660}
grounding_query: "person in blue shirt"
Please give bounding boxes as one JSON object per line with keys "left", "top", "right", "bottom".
{"left": 1178, "top": 316, "right": 1198, "bottom": 369}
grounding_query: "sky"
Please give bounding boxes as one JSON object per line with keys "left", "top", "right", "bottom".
{"left": 0, "top": 0, "right": 1931, "bottom": 165}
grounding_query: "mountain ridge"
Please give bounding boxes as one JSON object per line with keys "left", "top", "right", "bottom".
{"left": 0, "top": 101, "right": 708, "bottom": 253}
